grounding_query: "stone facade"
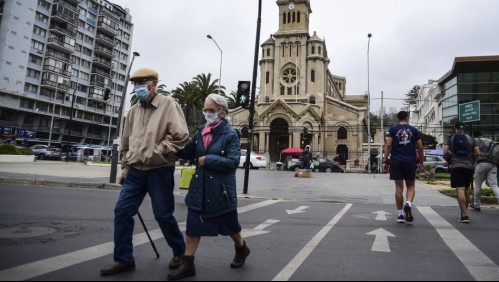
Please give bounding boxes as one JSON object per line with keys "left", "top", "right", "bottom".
{"left": 229, "top": 0, "right": 368, "bottom": 163}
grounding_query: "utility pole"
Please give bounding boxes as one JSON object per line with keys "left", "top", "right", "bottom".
{"left": 380, "top": 91, "right": 384, "bottom": 173}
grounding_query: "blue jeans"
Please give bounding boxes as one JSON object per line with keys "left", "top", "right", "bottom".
{"left": 113, "top": 166, "right": 185, "bottom": 263}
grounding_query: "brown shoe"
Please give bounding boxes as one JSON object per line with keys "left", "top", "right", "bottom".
{"left": 169, "top": 256, "right": 182, "bottom": 269}
{"left": 230, "top": 240, "right": 250, "bottom": 268}
{"left": 100, "top": 260, "right": 135, "bottom": 276}
{"left": 167, "top": 256, "right": 196, "bottom": 280}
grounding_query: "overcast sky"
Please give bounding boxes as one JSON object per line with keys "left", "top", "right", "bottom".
{"left": 112, "top": 0, "right": 499, "bottom": 114}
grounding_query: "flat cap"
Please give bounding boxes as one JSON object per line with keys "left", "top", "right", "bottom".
{"left": 130, "top": 68, "right": 158, "bottom": 81}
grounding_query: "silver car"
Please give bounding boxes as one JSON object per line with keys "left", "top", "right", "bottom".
{"left": 29, "top": 145, "right": 62, "bottom": 160}
{"left": 423, "top": 155, "right": 449, "bottom": 173}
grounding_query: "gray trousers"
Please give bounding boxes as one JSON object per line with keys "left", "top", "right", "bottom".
{"left": 474, "top": 162, "right": 499, "bottom": 208}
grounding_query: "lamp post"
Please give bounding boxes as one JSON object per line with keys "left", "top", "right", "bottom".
{"left": 110, "top": 51, "right": 140, "bottom": 184}
{"left": 207, "top": 35, "right": 222, "bottom": 94}
{"left": 48, "top": 75, "right": 59, "bottom": 147}
{"left": 367, "top": 33, "right": 372, "bottom": 173}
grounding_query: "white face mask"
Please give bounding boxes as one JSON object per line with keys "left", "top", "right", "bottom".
{"left": 204, "top": 112, "right": 221, "bottom": 124}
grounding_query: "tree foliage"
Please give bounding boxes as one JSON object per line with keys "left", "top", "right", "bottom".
{"left": 403, "top": 85, "right": 421, "bottom": 109}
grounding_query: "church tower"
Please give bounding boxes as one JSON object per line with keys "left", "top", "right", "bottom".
{"left": 230, "top": 0, "right": 368, "bottom": 166}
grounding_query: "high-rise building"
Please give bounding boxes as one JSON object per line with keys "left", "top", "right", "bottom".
{"left": 0, "top": 0, "right": 133, "bottom": 148}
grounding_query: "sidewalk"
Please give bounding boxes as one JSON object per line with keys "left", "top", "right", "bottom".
{"left": 0, "top": 161, "right": 460, "bottom": 207}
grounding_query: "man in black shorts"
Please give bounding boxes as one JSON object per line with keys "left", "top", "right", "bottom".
{"left": 383, "top": 111, "right": 424, "bottom": 223}
{"left": 444, "top": 121, "right": 480, "bottom": 223}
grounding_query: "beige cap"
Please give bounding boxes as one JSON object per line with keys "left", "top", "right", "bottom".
{"left": 130, "top": 68, "right": 158, "bottom": 82}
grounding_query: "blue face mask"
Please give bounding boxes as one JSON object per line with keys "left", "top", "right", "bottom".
{"left": 134, "top": 85, "right": 150, "bottom": 101}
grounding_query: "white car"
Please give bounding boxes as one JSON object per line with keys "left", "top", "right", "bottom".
{"left": 239, "top": 150, "right": 267, "bottom": 169}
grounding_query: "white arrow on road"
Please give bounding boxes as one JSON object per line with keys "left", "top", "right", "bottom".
{"left": 366, "top": 228, "right": 395, "bottom": 252}
{"left": 242, "top": 219, "right": 280, "bottom": 238}
{"left": 286, "top": 206, "right": 309, "bottom": 215}
{"left": 372, "top": 211, "right": 391, "bottom": 221}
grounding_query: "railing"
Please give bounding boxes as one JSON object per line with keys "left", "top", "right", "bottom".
{"left": 49, "top": 24, "right": 77, "bottom": 38}
{"left": 94, "top": 45, "right": 114, "bottom": 57}
{"left": 43, "top": 65, "right": 71, "bottom": 77}
{"left": 92, "top": 57, "right": 113, "bottom": 68}
{"left": 95, "top": 33, "right": 118, "bottom": 46}
{"left": 45, "top": 50, "right": 71, "bottom": 63}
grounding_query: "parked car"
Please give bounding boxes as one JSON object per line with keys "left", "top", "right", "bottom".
{"left": 289, "top": 157, "right": 344, "bottom": 173}
{"left": 29, "top": 145, "right": 62, "bottom": 160}
{"left": 239, "top": 150, "right": 268, "bottom": 169}
{"left": 423, "top": 155, "right": 449, "bottom": 173}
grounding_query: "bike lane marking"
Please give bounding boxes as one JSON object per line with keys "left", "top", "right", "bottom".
{"left": 0, "top": 199, "right": 281, "bottom": 281}
{"left": 418, "top": 206, "right": 499, "bottom": 281}
{"left": 272, "top": 203, "right": 352, "bottom": 281}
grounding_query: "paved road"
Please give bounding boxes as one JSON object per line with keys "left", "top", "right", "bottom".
{"left": 0, "top": 184, "right": 498, "bottom": 281}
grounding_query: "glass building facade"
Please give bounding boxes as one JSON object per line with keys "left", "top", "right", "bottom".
{"left": 440, "top": 57, "right": 499, "bottom": 141}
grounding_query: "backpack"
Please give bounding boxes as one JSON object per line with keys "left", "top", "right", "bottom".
{"left": 452, "top": 133, "right": 470, "bottom": 157}
{"left": 483, "top": 141, "right": 499, "bottom": 165}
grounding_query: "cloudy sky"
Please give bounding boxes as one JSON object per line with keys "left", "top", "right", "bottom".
{"left": 112, "top": 0, "right": 499, "bottom": 113}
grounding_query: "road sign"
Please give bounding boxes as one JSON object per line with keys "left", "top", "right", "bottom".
{"left": 459, "top": 100, "right": 480, "bottom": 122}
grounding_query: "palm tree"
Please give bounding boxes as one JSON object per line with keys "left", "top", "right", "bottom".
{"left": 171, "top": 81, "right": 204, "bottom": 133}
{"left": 192, "top": 73, "right": 225, "bottom": 98}
{"left": 224, "top": 90, "right": 238, "bottom": 109}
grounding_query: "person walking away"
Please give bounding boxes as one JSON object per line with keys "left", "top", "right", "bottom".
{"left": 100, "top": 68, "right": 189, "bottom": 275}
{"left": 471, "top": 130, "right": 499, "bottom": 211}
{"left": 443, "top": 121, "right": 479, "bottom": 223}
{"left": 301, "top": 145, "right": 313, "bottom": 170}
{"left": 168, "top": 94, "right": 250, "bottom": 280}
{"left": 383, "top": 111, "right": 424, "bottom": 224}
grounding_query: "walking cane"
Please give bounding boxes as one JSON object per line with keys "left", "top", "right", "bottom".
{"left": 137, "top": 211, "right": 160, "bottom": 258}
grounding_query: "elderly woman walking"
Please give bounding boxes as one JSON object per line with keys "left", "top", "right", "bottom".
{"left": 168, "top": 94, "right": 250, "bottom": 280}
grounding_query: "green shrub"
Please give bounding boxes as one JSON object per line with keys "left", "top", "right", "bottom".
{"left": 0, "top": 144, "right": 34, "bottom": 155}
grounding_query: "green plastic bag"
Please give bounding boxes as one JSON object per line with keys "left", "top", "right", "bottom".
{"left": 179, "top": 167, "right": 195, "bottom": 189}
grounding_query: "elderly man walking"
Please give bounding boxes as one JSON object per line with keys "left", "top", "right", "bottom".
{"left": 101, "top": 68, "right": 189, "bottom": 275}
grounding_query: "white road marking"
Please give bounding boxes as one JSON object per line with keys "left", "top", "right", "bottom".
{"left": 272, "top": 203, "right": 352, "bottom": 281}
{"left": 372, "top": 210, "right": 390, "bottom": 221}
{"left": 0, "top": 199, "right": 280, "bottom": 281}
{"left": 366, "top": 228, "right": 395, "bottom": 252}
{"left": 242, "top": 219, "right": 280, "bottom": 238}
{"left": 286, "top": 206, "right": 309, "bottom": 215}
{"left": 418, "top": 206, "right": 499, "bottom": 281}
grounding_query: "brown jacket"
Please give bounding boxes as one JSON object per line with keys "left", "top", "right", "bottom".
{"left": 121, "top": 94, "right": 189, "bottom": 172}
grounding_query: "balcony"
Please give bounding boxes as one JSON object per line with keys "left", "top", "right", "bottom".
{"left": 91, "top": 67, "right": 111, "bottom": 79}
{"left": 51, "top": 7, "right": 79, "bottom": 26}
{"left": 45, "top": 49, "right": 71, "bottom": 63}
{"left": 94, "top": 45, "right": 115, "bottom": 59}
{"left": 95, "top": 33, "right": 118, "bottom": 48}
{"left": 99, "top": 9, "right": 121, "bottom": 24}
{"left": 92, "top": 57, "right": 113, "bottom": 69}
{"left": 63, "top": 0, "right": 82, "bottom": 6}
{"left": 43, "top": 65, "right": 71, "bottom": 77}
{"left": 97, "top": 17, "right": 120, "bottom": 37}
{"left": 53, "top": 0, "right": 78, "bottom": 14}
{"left": 49, "top": 23, "right": 77, "bottom": 38}
{"left": 47, "top": 37, "right": 74, "bottom": 54}
{"left": 41, "top": 79, "right": 69, "bottom": 92}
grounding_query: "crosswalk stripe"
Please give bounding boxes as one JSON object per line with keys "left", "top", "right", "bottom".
{"left": 272, "top": 203, "right": 352, "bottom": 281}
{"left": 0, "top": 199, "right": 280, "bottom": 281}
{"left": 418, "top": 206, "right": 499, "bottom": 281}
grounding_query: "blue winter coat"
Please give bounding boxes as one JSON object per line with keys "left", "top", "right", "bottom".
{"left": 177, "top": 120, "right": 241, "bottom": 218}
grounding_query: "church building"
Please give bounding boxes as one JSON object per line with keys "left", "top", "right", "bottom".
{"left": 229, "top": 0, "right": 369, "bottom": 164}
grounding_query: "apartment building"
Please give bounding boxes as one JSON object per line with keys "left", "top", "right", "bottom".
{"left": 0, "top": 0, "right": 133, "bottom": 147}
{"left": 411, "top": 81, "right": 444, "bottom": 146}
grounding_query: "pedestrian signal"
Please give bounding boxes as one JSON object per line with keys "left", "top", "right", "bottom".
{"left": 237, "top": 81, "right": 250, "bottom": 108}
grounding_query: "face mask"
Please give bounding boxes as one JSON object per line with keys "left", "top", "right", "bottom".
{"left": 134, "top": 85, "right": 150, "bottom": 101}
{"left": 204, "top": 112, "right": 220, "bottom": 124}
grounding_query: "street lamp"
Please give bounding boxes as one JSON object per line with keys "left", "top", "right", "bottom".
{"left": 207, "top": 35, "right": 222, "bottom": 94}
{"left": 109, "top": 51, "right": 140, "bottom": 184}
{"left": 367, "top": 33, "right": 372, "bottom": 173}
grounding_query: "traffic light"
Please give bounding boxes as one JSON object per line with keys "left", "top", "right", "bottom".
{"left": 236, "top": 81, "right": 250, "bottom": 108}
{"left": 104, "top": 88, "right": 111, "bottom": 101}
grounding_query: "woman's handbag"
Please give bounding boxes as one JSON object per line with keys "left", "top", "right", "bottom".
{"left": 179, "top": 167, "right": 195, "bottom": 189}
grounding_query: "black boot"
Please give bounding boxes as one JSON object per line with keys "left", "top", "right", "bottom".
{"left": 230, "top": 240, "right": 250, "bottom": 268}
{"left": 167, "top": 256, "right": 196, "bottom": 280}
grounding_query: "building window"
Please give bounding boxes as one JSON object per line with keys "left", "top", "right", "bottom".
{"left": 311, "top": 70, "right": 315, "bottom": 82}
{"left": 283, "top": 13, "right": 286, "bottom": 24}
{"left": 280, "top": 86, "right": 285, "bottom": 95}
{"left": 318, "top": 46, "right": 321, "bottom": 55}
{"left": 311, "top": 46, "right": 315, "bottom": 55}
{"left": 287, "top": 87, "right": 292, "bottom": 95}
{"left": 297, "top": 12, "right": 301, "bottom": 23}
{"left": 338, "top": 127, "right": 348, "bottom": 139}
{"left": 266, "top": 71, "right": 270, "bottom": 84}
{"left": 309, "top": 96, "right": 316, "bottom": 104}
{"left": 267, "top": 48, "right": 270, "bottom": 57}
{"left": 282, "top": 68, "right": 297, "bottom": 84}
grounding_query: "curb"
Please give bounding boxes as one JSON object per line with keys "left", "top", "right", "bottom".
{"left": 0, "top": 177, "right": 121, "bottom": 190}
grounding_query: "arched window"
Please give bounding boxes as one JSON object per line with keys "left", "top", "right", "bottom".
{"left": 287, "top": 12, "right": 291, "bottom": 23}
{"left": 241, "top": 127, "right": 249, "bottom": 139}
{"left": 311, "top": 46, "right": 315, "bottom": 54}
{"left": 311, "top": 70, "right": 315, "bottom": 82}
{"left": 280, "top": 86, "right": 285, "bottom": 95}
{"left": 337, "top": 127, "right": 348, "bottom": 140}
{"left": 292, "top": 12, "right": 295, "bottom": 23}
{"left": 283, "top": 13, "right": 286, "bottom": 24}
{"left": 318, "top": 46, "right": 321, "bottom": 55}
{"left": 267, "top": 48, "right": 271, "bottom": 57}
{"left": 309, "top": 96, "right": 316, "bottom": 104}
{"left": 297, "top": 12, "right": 301, "bottom": 23}
{"left": 265, "top": 71, "right": 270, "bottom": 84}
